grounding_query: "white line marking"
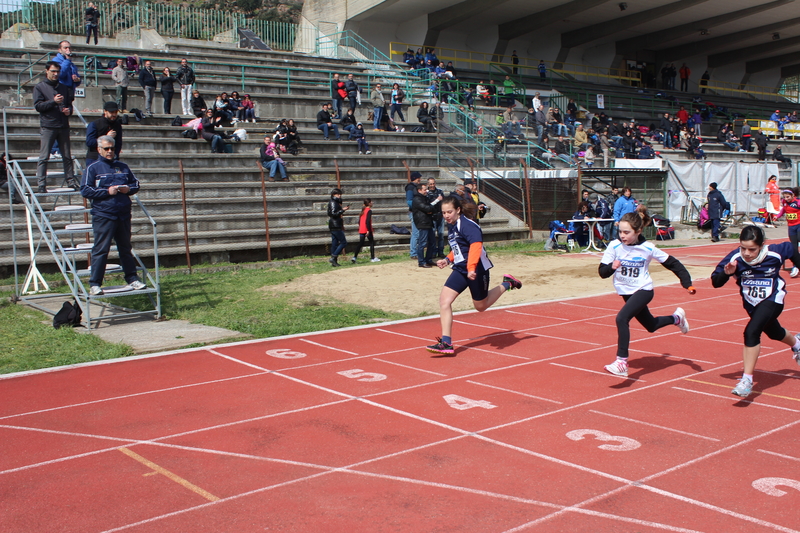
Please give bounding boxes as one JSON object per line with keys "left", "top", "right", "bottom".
{"left": 0, "top": 371, "right": 269, "bottom": 421}
{"left": 504, "top": 310, "right": 569, "bottom": 321}
{"left": 453, "top": 345, "right": 531, "bottom": 360}
{"left": 627, "top": 349, "right": 716, "bottom": 365}
{"left": 588, "top": 410, "right": 720, "bottom": 442}
{"left": 559, "top": 301, "right": 621, "bottom": 312}
{"left": 0, "top": 443, "right": 140, "bottom": 475}
{"left": 299, "top": 338, "right": 359, "bottom": 356}
{"left": 466, "top": 381, "right": 562, "bottom": 404}
{"left": 756, "top": 369, "right": 800, "bottom": 379}
{"left": 376, "top": 328, "right": 428, "bottom": 341}
{"left": 371, "top": 358, "right": 447, "bottom": 376}
{"left": 454, "top": 319, "right": 508, "bottom": 331}
{"left": 758, "top": 449, "right": 800, "bottom": 463}
{"left": 549, "top": 362, "right": 644, "bottom": 382}
{"left": 684, "top": 335, "right": 743, "bottom": 346}
{"left": 671, "top": 387, "right": 800, "bottom": 413}
{"left": 524, "top": 331, "right": 602, "bottom": 346}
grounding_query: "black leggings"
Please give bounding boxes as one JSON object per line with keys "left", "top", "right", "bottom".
{"left": 744, "top": 300, "right": 786, "bottom": 347}
{"left": 616, "top": 290, "right": 675, "bottom": 358}
{"left": 788, "top": 225, "right": 800, "bottom": 268}
{"left": 353, "top": 232, "right": 374, "bottom": 259}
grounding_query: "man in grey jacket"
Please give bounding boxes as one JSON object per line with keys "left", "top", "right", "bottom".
{"left": 111, "top": 58, "right": 128, "bottom": 111}
{"left": 33, "top": 61, "right": 78, "bottom": 193}
{"left": 371, "top": 83, "right": 386, "bottom": 131}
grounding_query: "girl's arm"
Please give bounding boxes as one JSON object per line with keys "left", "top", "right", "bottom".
{"left": 598, "top": 263, "right": 616, "bottom": 278}
{"left": 466, "top": 242, "right": 482, "bottom": 273}
{"left": 365, "top": 210, "right": 372, "bottom": 233}
{"left": 661, "top": 256, "right": 693, "bottom": 289}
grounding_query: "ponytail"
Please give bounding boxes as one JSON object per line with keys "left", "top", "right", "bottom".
{"left": 620, "top": 204, "right": 651, "bottom": 232}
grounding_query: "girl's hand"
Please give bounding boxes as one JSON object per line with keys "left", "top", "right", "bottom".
{"left": 612, "top": 259, "right": 621, "bottom": 270}
{"left": 687, "top": 286, "right": 696, "bottom": 295}
{"left": 436, "top": 259, "right": 448, "bottom": 269}
{"left": 724, "top": 260, "right": 737, "bottom": 275}
{"left": 467, "top": 271, "right": 477, "bottom": 280}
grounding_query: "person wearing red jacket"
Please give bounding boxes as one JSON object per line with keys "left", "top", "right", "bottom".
{"left": 352, "top": 199, "right": 380, "bottom": 263}
{"left": 679, "top": 63, "right": 691, "bottom": 92}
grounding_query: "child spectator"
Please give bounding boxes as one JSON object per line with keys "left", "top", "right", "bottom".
{"left": 353, "top": 122, "right": 371, "bottom": 154}
{"left": 260, "top": 138, "right": 287, "bottom": 181}
{"left": 239, "top": 94, "right": 255, "bottom": 122}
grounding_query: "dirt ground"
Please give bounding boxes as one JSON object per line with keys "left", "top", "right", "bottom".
{"left": 270, "top": 252, "right": 712, "bottom": 316}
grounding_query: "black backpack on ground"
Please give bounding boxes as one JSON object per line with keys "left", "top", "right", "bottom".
{"left": 53, "top": 300, "right": 82, "bottom": 328}
{"left": 171, "top": 115, "right": 182, "bottom": 126}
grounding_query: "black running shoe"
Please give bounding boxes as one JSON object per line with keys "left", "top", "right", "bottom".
{"left": 426, "top": 337, "right": 454, "bottom": 355}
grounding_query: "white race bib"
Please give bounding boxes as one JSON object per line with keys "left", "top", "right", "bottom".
{"left": 449, "top": 234, "right": 464, "bottom": 264}
{"left": 741, "top": 278, "right": 773, "bottom": 307}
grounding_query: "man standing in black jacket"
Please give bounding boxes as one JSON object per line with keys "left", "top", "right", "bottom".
{"left": 85, "top": 101, "right": 122, "bottom": 166}
{"left": 327, "top": 188, "right": 349, "bottom": 267}
{"left": 85, "top": 2, "right": 100, "bottom": 45}
{"left": 426, "top": 177, "right": 445, "bottom": 258}
{"left": 707, "top": 182, "right": 729, "bottom": 242}
{"left": 176, "top": 58, "right": 195, "bottom": 116}
{"left": 33, "top": 61, "right": 78, "bottom": 193}
{"left": 412, "top": 182, "right": 442, "bottom": 267}
{"left": 138, "top": 60, "right": 156, "bottom": 117}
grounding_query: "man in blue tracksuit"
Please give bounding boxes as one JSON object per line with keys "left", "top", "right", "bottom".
{"left": 81, "top": 135, "right": 145, "bottom": 296}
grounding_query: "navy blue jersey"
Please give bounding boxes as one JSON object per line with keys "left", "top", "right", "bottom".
{"left": 447, "top": 215, "right": 493, "bottom": 273}
{"left": 712, "top": 242, "right": 794, "bottom": 312}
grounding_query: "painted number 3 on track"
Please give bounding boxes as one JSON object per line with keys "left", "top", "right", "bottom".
{"left": 566, "top": 429, "right": 641, "bottom": 451}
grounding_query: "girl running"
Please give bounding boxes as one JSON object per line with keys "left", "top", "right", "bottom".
{"left": 600, "top": 206, "right": 695, "bottom": 377}
{"left": 773, "top": 186, "right": 800, "bottom": 278}
{"left": 711, "top": 225, "right": 800, "bottom": 398}
{"left": 427, "top": 195, "right": 522, "bottom": 355}
{"left": 351, "top": 198, "right": 380, "bottom": 263}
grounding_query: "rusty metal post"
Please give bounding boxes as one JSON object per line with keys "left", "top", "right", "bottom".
{"left": 334, "top": 158, "right": 341, "bottom": 189}
{"left": 521, "top": 159, "right": 534, "bottom": 239}
{"left": 257, "top": 161, "right": 272, "bottom": 261}
{"left": 178, "top": 160, "right": 192, "bottom": 273}
{"left": 402, "top": 160, "right": 410, "bottom": 182}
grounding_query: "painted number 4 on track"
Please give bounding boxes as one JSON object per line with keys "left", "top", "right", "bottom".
{"left": 443, "top": 394, "right": 497, "bottom": 411}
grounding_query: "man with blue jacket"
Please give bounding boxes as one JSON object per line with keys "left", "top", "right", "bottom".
{"left": 613, "top": 186, "right": 637, "bottom": 239}
{"left": 707, "top": 182, "right": 730, "bottom": 242}
{"left": 53, "top": 41, "right": 81, "bottom": 97}
{"left": 81, "top": 135, "right": 145, "bottom": 296}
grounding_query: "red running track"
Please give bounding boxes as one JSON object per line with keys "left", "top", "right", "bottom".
{"left": 1, "top": 242, "right": 800, "bottom": 532}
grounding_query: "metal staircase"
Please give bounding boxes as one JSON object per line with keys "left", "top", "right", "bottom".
{"left": 5, "top": 154, "right": 161, "bottom": 329}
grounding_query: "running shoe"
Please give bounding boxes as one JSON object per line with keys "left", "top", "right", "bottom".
{"left": 351, "top": 257, "right": 358, "bottom": 264}
{"left": 89, "top": 285, "right": 104, "bottom": 296}
{"left": 370, "top": 257, "right": 381, "bottom": 262}
{"left": 791, "top": 267, "right": 799, "bottom": 278}
{"left": 127, "top": 280, "right": 146, "bottom": 290}
{"left": 604, "top": 359, "right": 628, "bottom": 377}
{"left": 731, "top": 377, "right": 753, "bottom": 398}
{"left": 426, "top": 337, "right": 454, "bottom": 355}
{"left": 793, "top": 333, "right": 800, "bottom": 366}
{"left": 503, "top": 274, "right": 523, "bottom": 290}
{"left": 674, "top": 307, "right": 690, "bottom": 334}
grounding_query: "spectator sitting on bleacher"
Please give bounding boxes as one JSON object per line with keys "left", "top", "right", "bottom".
{"left": 213, "top": 93, "right": 233, "bottom": 122}
{"left": 430, "top": 102, "right": 451, "bottom": 133}
{"left": 554, "top": 135, "right": 573, "bottom": 164}
{"left": 475, "top": 81, "right": 489, "bottom": 104}
{"left": 622, "top": 130, "right": 637, "bottom": 158}
{"left": 725, "top": 129, "right": 743, "bottom": 152}
{"left": 273, "top": 118, "right": 290, "bottom": 151}
{"left": 239, "top": 94, "right": 255, "bottom": 123}
{"left": 548, "top": 107, "right": 568, "bottom": 137}
{"left": 285, "top": 119, "right": 301, "bottom": 155}
{"left": 425, "top": 48, "right": 439, "bottom": 67}
{"left": 488, "top": 80, "right": 499, "bottom": 107}
{"left": 353, "top": 123, "right": 371, "bottom": 155}
{"left": 686, "top": 132, "right": 704, "bottom": 160}
{"left": 260, "top": 138, "right": 287, "bottom": 181}
{"left": 445, "top": 62, "right": 457, "bottom": 79}
{"left": 583, "top": 145, "right": 595, "bottom": 167}
{"left": 200, "top": 108, "right": 226, "bottom": 153}
{"left": 638, "top": 141, "right": 655, "bottom": 159}
{"left": 502, "top": 106, "right": 522, "bottom": 137}
{"left": 340, "top": 108, "right": 358, "bottom": 139}
{"left": 462, "top": 86, "right": 475, "bottom": 110}
{"left": 415, "top": 48, "right": 424, "bottom": 67}
{"left": 228, "top": 91, "right": 242, "bottom": 123}
{"left": 403, "top": 49, "right": 416, "bottom": 69}
{"left": 316, "top": 102, "right": 341, "bottom": 140}
{"left": 770, "top": 110, "right": 781, "bottom": 138}
{"left": 573, "top": 123, "right": 589, "bottom": 151}
{"left": 608, "top": 121, "right": 623, "bottom": 144}
{"left": 418, "top": 102, "right": 435, "bottom": 132}
{"left": 774, "top": 145, "right": 792, "bottom": 169}
{"left": 434, "top": 63, "right": 447, "bottom": 78}
{"left": 789, "top": 111, "right": 799, "bottom": 123}
{"left": 190, "top": 89, "right": 206, "bottom": 118}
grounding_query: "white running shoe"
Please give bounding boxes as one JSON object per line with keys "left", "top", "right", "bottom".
{"left": 604, "top": 359, "right": 628, "bottom": 377}
{"left": 370, "top": 257, "right": 381, "bottom": 262}
{"left": 791, "top": 267, "right": 799, "bottom": 278}
{"left": 127, "top": 280, "right": 146, "bottom": 290}
{"left": 793, "top": 333, "right": 800, "bottom": 366}
{"left": 674, "top": 307, "right": 689, "bottom": 334}
{"left": 731, "top": 377, "right": 753, "bottom": 398}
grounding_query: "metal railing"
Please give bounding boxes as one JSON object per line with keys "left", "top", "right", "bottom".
{"left": 389, "top": 41, "right": 641, "bottom": 86}
{"left": 0, "top": 0, "right": 299, "bottom": 48}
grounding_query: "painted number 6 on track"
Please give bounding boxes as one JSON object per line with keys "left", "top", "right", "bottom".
{"left": 566, "top": 429, "right": 641, "bottom": 451}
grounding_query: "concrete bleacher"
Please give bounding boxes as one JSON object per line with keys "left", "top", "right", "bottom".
{"left": 0, "top": 39, "right": 532, "bottom": 272}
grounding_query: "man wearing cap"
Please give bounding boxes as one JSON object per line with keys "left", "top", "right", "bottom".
{"left": 405, "top": 172, "right": 422, "bottom": 258}
{"left": 707, "top": 182, "right": 730, "bottom": 243}
{"left": 85, "top": 101, "right": 123, "bottom": 166}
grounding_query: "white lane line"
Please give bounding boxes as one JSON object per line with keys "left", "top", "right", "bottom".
{"left": 371, "top": 358, "right": 447, "bottom": 376}
{"left": 454, "top": 319, "right": 509, "bottom": 331}
{"left": 504, "top": 310, "right": 569, "bottom": 321}
{"left": 559, "top": 301, "right": 621, "bottom": 312}
{"left": 584, "top": 321, "right": 616, "bottom": 328}
{"left": 300, "top": 338, "right": 359, "bottom": 356}
{"left": 524, "top": 331, "right": 602, "bottom": 346}
{"left": 0, "top": 371, "right": 269, "bottom": 421}
{"left": 376, "top": 328, "right": 428, "bottom": 341}
{"left": 0, "top": 443, "right": 142, "bottom": 475}
{"left": 588, "top": 410, "right": 720, "bottom": 442}
{"left": 627, "top": 349, "right": 716, "bottom": 365}
{"left": 757, "top": 449, "right": 800, "bottom": 463}
{"left": 671, "top": 387, "right": 800, "bottom": 413}
{"left": 466, "top": 381, "right": 562, "bottom": 404}
{"left": 756, "top": 369, "right": 800, "bottom": 379}
{"left": 684, "top": 335, "right": 743, "bottom": 346}
{"left": 549, "top": 362, "right": 644, "bottom": 382}
{"left": 457, "top": 345, "right": 531, "bottom": 360}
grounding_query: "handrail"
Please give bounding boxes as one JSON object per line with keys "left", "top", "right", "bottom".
{"left": 389, "top": 41, "right": 640, "bottom": 86}
{"left": 16, "top": 51, "right": 51, "bottom": 101}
